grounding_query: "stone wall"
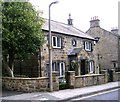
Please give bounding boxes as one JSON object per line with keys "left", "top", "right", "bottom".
{"left": 113, "top": 72, "right": 120, "bottom": 81}
{"left": 66, "top": 71, "right": 106, "bottom": 88}
{"left": 2, "top": 77, "right": 49, "bottom": 92}
{"left": 75, "top": 74, "right": 105, "bottom": 88}
{"left": 2, "top": 72, "right": 59, "bottom": 92}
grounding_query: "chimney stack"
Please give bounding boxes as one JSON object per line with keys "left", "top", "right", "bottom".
{"left": 67, "top": 13, "right": 73, "bottom": 25}
{"left": 90, "top": 16, "right": 100, "bottom": 28}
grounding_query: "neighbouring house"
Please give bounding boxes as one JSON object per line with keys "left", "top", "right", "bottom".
{"left": 14, "top": 14, "right": 97, "bottom": 78}
{"left": 86, "top": 16, "right": 120, "bottom": 71}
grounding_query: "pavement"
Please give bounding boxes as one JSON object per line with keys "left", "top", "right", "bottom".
{"left": 1, "top": 81, "right": 120, "bottom": 101}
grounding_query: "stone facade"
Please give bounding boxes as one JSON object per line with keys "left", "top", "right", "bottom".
{"left": 86, "top": 17, "right": 120, "bottom": 71}
{"left": 41, "top": 30, "right": 95, "bottom": 77}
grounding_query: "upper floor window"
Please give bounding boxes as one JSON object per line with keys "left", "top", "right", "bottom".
{"left": 72, "top": 39, "right": 77, "bottom": 47}
{"left": 112, "top": 61, "right": 118, "bottom": 68}
{"left": 52, "top": 36, "right": 61, "bottom": 48}
{"left": 84, "top": 41, "right": 92, "bottom": 51}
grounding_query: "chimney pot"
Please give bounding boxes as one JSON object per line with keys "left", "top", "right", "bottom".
{"left": 90, "top": 16, "right": 100, "bottom": 28}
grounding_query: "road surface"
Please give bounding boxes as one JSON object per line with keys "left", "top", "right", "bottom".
{"left": 73, "top": 88, "right": 120, "bottom": 101}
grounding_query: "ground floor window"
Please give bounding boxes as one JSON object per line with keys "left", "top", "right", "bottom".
{"left": 52, "top": 62, "right": 56, "bottom": 72}
{"left": 58, "top": 62, "right": 65, "bottom": 77}
{"left": 46, "top": 61, "right": 65, "bottom": 77}
{"left": 89, "top": 61, "right": 94, "bottom": 74}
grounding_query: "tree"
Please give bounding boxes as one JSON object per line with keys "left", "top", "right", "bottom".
{"left": 2, "top": 1, "right": 44, "bottom": 77}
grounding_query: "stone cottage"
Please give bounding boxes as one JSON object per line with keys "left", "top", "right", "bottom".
{"left": 86, "top": 16, "right": 120, "bottom": 71}
{"left": 40, "top": 15, "right": 97, "bottom": 78}
{"left": 14, "top": 15, "right": 97, "bottom": 78}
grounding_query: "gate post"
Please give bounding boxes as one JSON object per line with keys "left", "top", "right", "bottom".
{"left": 65, "top": 71, "right": 75, "bottom": 89}
{"left": 111, "top": 69, "right": 115, "bottom": 82}
{"left": 52, "top": 71, "right": 59, "bottom": 91}
{"left": 101, "top": 70, "right": 108, "bottom": 83}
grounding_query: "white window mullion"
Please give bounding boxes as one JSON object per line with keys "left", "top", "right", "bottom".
{"left": 89, "top": 61, "right": 94, "bottom": 74}
{"left": 60, "top": 63, "right": 61, "bottom": 76}
{"left": 58, "top": 62, "right": 65, "bottom": 77}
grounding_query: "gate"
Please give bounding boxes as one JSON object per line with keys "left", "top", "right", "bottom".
{"left": 108, "top": 69, "right": 113, "bottom": 82}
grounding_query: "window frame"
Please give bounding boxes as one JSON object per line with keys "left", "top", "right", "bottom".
{"left": 46, "top": 62, "right": 57, "bottom": 77}
{"left": 89, "top": 61, "right": 94, "bottom": 74}
{"left": 52, "top": 62, "right": 56, "bottom": 72}
{"left": 72, "top": 39, "right": 77, "bottom": 47}
{"left": 52, "top": 36, "right": 62, "bottom": 48}
{"left": 58, "top": 62, "right": 65, "bottom": 77}
{"left": 84, "top": 41, "right": 92, "bottom": 51}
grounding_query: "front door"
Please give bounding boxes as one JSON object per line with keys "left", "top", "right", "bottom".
{"left": 80, "top": 60, "right": 86, "bottom": 75}
{"left": 68, "top": 55, "right": 77, "bottom": 71}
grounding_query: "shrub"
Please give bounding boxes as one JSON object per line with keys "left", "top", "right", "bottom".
{"left": 115, "top": 67, "right": 120, "bottom": 72}
{"left": 59, "top": 77, "right": 67, "bottom": 90}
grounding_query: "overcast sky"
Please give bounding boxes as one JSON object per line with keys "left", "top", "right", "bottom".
{"left": 30, "top": 0, "right": 119, "bottom": 32}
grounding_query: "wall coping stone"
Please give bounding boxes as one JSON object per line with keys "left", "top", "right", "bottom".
{"left": 116, "top": 72, "right": 120, "bottom": 74}
{"left": 2, "top": 77, "right": 49, "bottom": 80}
{"left": 75, "top": 74, "right": 104, "bottom": 78}
{"left": 66, "top": 71, "right": 75, "bottom": 73}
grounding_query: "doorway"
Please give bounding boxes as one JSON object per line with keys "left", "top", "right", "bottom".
{"left": 80, "top": 60, "right": 86, "bottom": 75}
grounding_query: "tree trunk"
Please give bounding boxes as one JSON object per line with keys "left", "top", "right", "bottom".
{"left": 3, "top": 55, "right": 14, "bottom": 77}
{"left": 9, "top": 53, "right": 14, "bottom": 77}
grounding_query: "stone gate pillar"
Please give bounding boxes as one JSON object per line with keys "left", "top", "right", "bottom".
{"left": 101, "top": 70, "right": 108, "bottom": 83}
{"left": 111, "top": 69, "right": 116, "bottom": 82}
{"left": 65, "top": 71, "right": 75, "bottom": 89}
{"left": 52, "top": 71, "right": 59, "bottom": 91}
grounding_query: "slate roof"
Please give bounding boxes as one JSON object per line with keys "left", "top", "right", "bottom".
{"left": 68, "top": 48, "right": 82, "bottom": 55}
{"left": 42, "top": 19, "right": 95, "bottom": 40}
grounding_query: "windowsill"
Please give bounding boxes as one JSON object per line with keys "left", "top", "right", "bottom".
{"left": 85, "top": 49, "right": 92, "bottom": 52}
{"left": 52, "top": 47, "right": 62, "bottom": 49}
